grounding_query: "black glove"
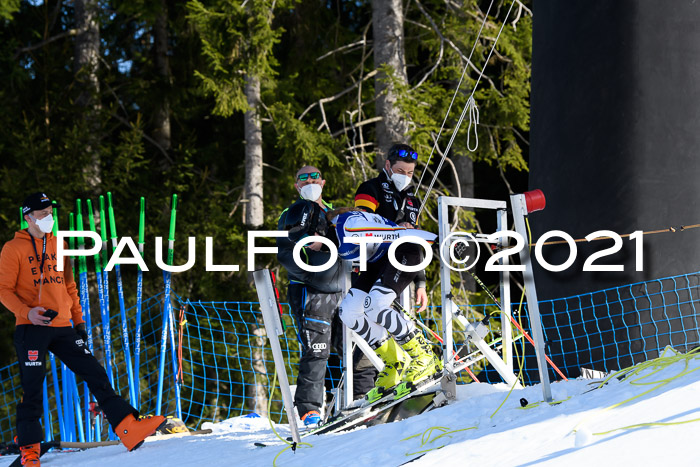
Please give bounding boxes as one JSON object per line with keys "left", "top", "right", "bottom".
{"left": 75, "top": 323, "right": 88, "bottom": 343}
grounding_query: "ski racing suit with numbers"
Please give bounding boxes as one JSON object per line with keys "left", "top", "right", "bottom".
{"left": 331, "top": 210, "right": 437, "bottom": 348}
{"left": 277, "top": 200, "right": 376, "bottom": 415}
{"left": 0, "top": 230, "right": 138, "bottom": 447}
{"left": 353, "top": 169, "right": 426, "bottom": 290}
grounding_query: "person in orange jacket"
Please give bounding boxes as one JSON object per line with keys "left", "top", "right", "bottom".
{"left": 0, "top": 192, "right": 164, "bottom": 466}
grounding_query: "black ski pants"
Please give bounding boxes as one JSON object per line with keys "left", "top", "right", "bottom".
{"left": 288, "top": 284, "right": 376, "bottom": 415}
{"left": 14, "top": 325, "right": 137, "bottom": 446}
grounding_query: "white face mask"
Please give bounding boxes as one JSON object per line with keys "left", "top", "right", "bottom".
{"left": 300, "top": 183, "right": 323, "bottom": 202}
{"left": 390, "top": 171, "right": 412, "bottom": 192}
{"left": 32, "top": 214, "right": 54, "bottom": 233}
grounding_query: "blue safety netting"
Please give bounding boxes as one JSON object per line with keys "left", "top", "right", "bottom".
{"left": 480, "top": 271, "right": 700, "bottom": 384}
{"left": 0, "top": 293, "right": 176, "bottom": 444}
{"left": 2, "top": 270, "right": 700, "bottom": 442}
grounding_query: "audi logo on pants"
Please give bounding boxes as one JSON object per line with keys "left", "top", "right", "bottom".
{"left": 311, "top": 343, "right": 327, "bottom": 351}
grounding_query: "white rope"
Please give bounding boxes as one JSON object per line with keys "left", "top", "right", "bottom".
{"left": 417, "top": 0, "right": 516, "bottom": 219}
{"left": 415, "top": 0, "right": 494, "bottom": 195}
{"left": 465, "top": 96, "right": 479, "bottom": 152}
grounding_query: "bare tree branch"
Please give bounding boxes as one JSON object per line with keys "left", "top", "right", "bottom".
{"left": 404, "top": 12, "right": 502, "bottom": 97}
{"left": 299, "top": 70, "right": 378, "bottom": 121}
{"left": 316, "top": 39, "right": 372, "bottom": 61}
{"left": 332, "top": 116, "right": 382, "bottom": 138}
{"left": 410, "top": 0, "right": 445, "bottom": 89}
{"left": 14, "top": 27, "right": 87, "bottom": 59}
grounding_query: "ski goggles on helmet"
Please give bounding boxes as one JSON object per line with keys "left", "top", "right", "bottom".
{"left": 297, "top": 172, "right": 321, "bottom": 181}
{"left": 390, "top": 148, "right": 418, "bottom": 160}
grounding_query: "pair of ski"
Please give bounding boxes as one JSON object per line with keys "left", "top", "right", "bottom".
{"left": 8, "top": 429, "right": 212, "bottom": 466}
{"left": 301, "top": 372, "right": 445, "bottom": 438}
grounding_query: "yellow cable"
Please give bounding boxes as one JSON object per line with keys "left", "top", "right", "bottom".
{"left": 265, "top": 370, "right": 312, "bottom": 466}
{"left": 573, "top": 348, "right": 700, "bottom": 435}
{"left": 490, "top": 268, "right": 528, "bottom": 418}
{"left": 402, "top": 425, "right": 477, "bottom": 456}
{"left": 593, "top": 417, "right": 700, "bottom": 436}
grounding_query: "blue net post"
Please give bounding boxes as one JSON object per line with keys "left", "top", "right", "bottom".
{"left": 61, "top": 363, "right": 73, "bottom": 441}
{"left": 42, "top": 379, "right": 51, "bottom": 441}
{"left": 100, "top": 270, "right": 113, "bottom": 385}
{"left": 168, "top": 304, "right": 182, "bottom": 419}
{"left": 134, "top": 266, "right": 144, "bottom": 408}
{"left": 49, "top": 354, "right": 65, "bottom": 440}
{"left": 156, "top": 271, "right": 172, "bottom": 416}
{"left": 71, "top": 374, "right": 85, "bottom": 443}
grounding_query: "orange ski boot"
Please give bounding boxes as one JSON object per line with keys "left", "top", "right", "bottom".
{"left": 115, "top": 414, "right": 167, "bottom": 451}
{"left": 19, "top": 442, "right": 41, "bottom": 466}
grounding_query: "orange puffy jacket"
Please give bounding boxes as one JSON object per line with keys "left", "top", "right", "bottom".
{"left": 0, "top": 230, "right": 84, "bottom": 327}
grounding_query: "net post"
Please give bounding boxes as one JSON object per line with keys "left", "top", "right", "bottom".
{"left": 438, "top": 196, "right": 520, "bottom": 390}
{"left": 497, "top": 208, "right": 514, "bottom": 373}
{"left": 510, "top": 193, "right": 553, "bottom": 402}
{"left": 438, "top": 196, "right": 454, "bottom": 375}
{"left": 340, "top": 261, "right": 354, "bottom": 409}
{"left": 253, "top": 269, "right": 301, "bottom": 445}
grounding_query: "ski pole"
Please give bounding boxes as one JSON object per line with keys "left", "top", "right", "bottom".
{"left": 50, "top": 350, "right": 65, "bottom": 440}
{"left": 19, "top": 206, "right": 28, "bottom": 229}
{"left": 156, "top": 194, "right": 181, "bottom": 417}
{"left": 76, "top": 200, "right": 94, "bottom": 441}
{"left": 42, "top": 379, "right": 51, "bottom": 442}
{"left": 107, "top": 192, "right": 137, "bottom": 404}
{"left": 87, "top": 199, "right": 113, "bottom": 384}
{"left": 47, "top": 202, "right": 59, "bottom": 442}
{"left": 168, "top": 291, "right": 182, "bottom": 419}
{"left": 75, "top": 200, "right": 94, "bottom": 350}
{"left": 167, "top": 196, "right": 183, "bottom": 419}
{"left": 64, "top": 215, "right": 76, "bottom": 441}
{"left": 134, "top": 197, "right": 145, "bottom": 407}
{"left": 99, "top": 196, "right": 117, "bottom": 442}
{"left": 61, "top": 361, "right": 74, "bottom": 441}
{"left": 99, "top": 196, "right": 113, "bottom": 379}
{"left": 86, "top": 199, "right": 105, "bottom": 441}
{"left": 71, "top": 372, "right": 86, "bottom": 443}
{"left": 68, "top": 213, "right": 76, "bottom": 279}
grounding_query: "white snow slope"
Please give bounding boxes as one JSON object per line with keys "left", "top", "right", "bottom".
{"left": 3, "top": 347, "right": 700, "bottom": 467}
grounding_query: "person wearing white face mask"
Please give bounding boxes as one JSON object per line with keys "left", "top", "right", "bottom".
{"left": 277, "top": 166, "right": 378, "bottom": 427}
{"left": 353, "top": 143, "right": 427, "bottom": 310}
{"left": 348, "top": 143, "right": 435, "bottom": 401}
{"left": 0, "top": 192, "right": 166, "bottom": 465}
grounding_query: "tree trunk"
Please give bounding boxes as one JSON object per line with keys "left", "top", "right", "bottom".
{"left": 153, "top": 0, "right": 172, "bottom": 152}
{"left": 453, "top": 154, "right": 475, "bottom": 293}
{"left": 244, "top": 74, "right": 264, "bottom": 227}
{"left": 372, "top": 0, "right": 409, "bottom": 168}
{"left": 453, "top": 154, "right": 474, "bottom": 201}
{"left": 73, "top": 0, "right": 101, "bottom": 190}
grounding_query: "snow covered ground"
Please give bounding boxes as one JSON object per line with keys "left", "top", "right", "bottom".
{"left": 3, "top": 347, "right": 700, "bottom": 466}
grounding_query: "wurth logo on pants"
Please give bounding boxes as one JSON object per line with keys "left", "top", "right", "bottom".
{"left": 25, "top": 350, "right": 42, "bottom": 366}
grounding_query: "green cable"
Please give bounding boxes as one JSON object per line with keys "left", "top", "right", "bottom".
{"left": 573, "top": 348, "right": 700, "bottom": 434}
{"left": 489, "top": 216, "right": 539, "bottom": 417}
{"left": 593, "top": 416, "right": 700, "bottom": 436}
{"left": 400, "top": 216, "right": 560, "bottom": 456}
{"left": 489, "top": 282, "right": 528, "bottom": 419}
{"left": 401, "top": 425, "right": 477, "bottom": 457}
